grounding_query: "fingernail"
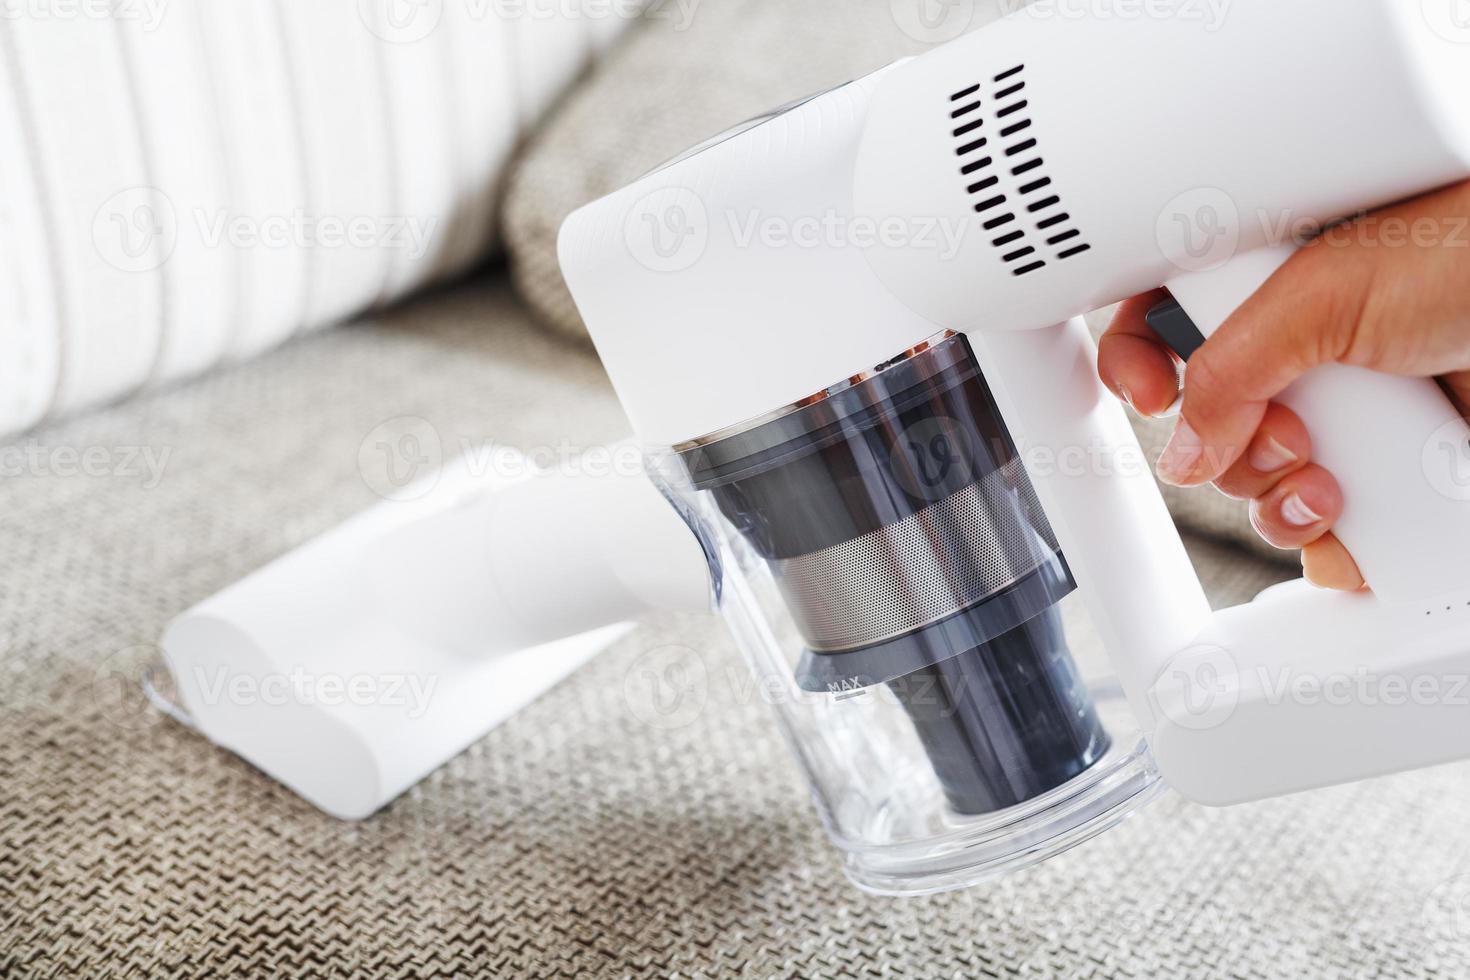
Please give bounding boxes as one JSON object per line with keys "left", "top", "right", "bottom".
{"left": 1248, "top": 435, "right": 1298, "bottom": 474}
{"left": 1157, "top": 418, "right": 1203, "bottom": 485}
{"left": 1280, "top": 491, "right": 1324, "bottom": 527}
{"left": 1115, "top": 382, "right": 1135, "bottom": 410}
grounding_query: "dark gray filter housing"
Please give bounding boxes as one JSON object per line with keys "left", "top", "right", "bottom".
{"left": 678, "top": 334, "right": 1109, "bottom": 814}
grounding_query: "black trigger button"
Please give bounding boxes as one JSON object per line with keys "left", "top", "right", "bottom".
{"left": 1145, "top": 297, "right": 1206, "bottom": 362}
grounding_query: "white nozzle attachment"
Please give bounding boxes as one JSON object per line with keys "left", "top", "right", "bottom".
{"left": 161, "top": 445, "right": 712, "bottom": 819}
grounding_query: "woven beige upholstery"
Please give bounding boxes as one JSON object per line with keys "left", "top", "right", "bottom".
{"left": 4, "top": 279, "right": 1470, "bottom": 977}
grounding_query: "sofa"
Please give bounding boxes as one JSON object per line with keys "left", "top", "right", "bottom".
{"left": 5, "top": 2, "right": 1470, "bottom": 977}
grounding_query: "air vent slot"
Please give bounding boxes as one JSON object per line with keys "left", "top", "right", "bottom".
{"left": 953, "top": 118, "right": 984, "bottom": 139}
{"left": 948, "top": 65, "right": 1092, "bottom": 276}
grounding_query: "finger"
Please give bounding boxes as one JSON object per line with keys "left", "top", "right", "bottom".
{"left": 1441, "top": 370, "right": 1470, "bottom": 418}
{"left": 1302, "top": 534, "right": 1366, "bottom": 591}
{"left": 1246, "top": 463, "right": 1343, "bottom": 550}
{"left": 1158, "top": 245, "right": 1369, "bottom": 487}
{"left": 1163, "top": 180, "right": 1470, "bottom": 488}
{"left": 1097, "top": 290, "right": 1182, "bottom": 417}
{"left": 1212, "top": 402, "right": 1311, "bottom": 500}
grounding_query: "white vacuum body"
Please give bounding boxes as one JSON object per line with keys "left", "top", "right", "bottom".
{"left": 556, "top": 0, "right": 1470, "bottom": 893}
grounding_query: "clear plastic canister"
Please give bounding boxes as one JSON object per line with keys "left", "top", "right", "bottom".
{"left": 648, "top": 332, "right": 1161, "bottom": 894}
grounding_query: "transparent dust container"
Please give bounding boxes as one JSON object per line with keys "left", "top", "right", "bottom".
{"left": 649, "top": 332, "right": 1161, "bottom": 895}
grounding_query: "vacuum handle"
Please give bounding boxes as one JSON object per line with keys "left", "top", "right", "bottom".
{"left": 1163, "top": 245, "right": 1470, "bottom": 603}
{"left": 1149, "top": 578, "right": 1470, "bottom": 806}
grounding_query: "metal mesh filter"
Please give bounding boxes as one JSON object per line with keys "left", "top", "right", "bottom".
{"left": 771, "top": 458, "right": 1060, "bottom": 652}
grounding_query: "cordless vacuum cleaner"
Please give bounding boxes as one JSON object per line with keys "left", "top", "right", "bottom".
{"left": 163, "top": 0, "right": 1470, "bottom": 893}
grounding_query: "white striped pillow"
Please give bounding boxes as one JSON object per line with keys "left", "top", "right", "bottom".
{"left": 0, "top": 0, "right": 634, "bottom": 436}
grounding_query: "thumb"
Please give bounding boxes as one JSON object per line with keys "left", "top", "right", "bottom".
{"left": 1156, "top": 242, "right": 1372, "bottom": 486}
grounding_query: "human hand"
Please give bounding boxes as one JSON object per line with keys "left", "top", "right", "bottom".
{"left": 1098, "top": 181, "right": 1470, "bottom": 590}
